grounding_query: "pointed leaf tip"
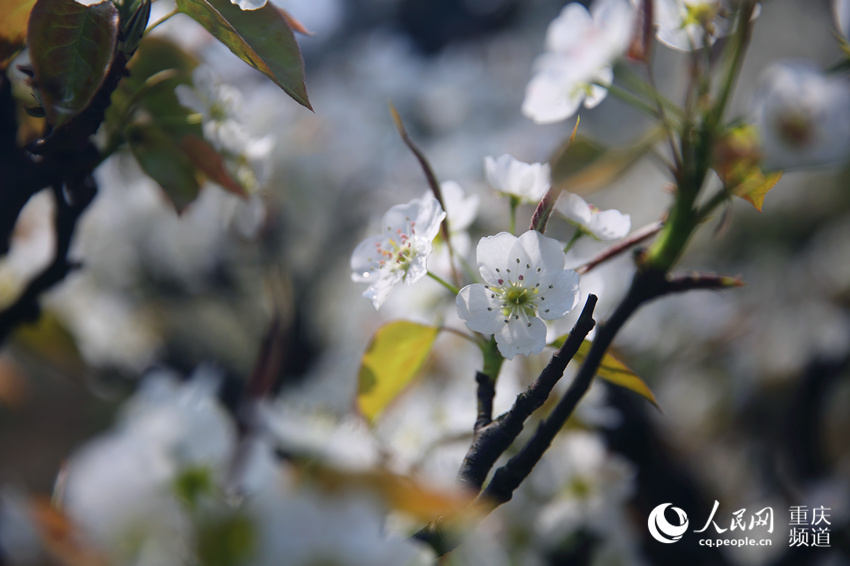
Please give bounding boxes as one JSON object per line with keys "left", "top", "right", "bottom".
{"left": 175, "top": 0, "right": 311, "bottom": 110}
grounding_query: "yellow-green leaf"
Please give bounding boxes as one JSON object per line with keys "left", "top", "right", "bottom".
{"left": 357, "top": 321, "right": 438, "bottom": 423}
{"left": 713, "top": 123, "right": 783, "bottom": 212}
{"left": 731, "top": 170, "right": 782, "bottom": 212}
{"left": 550, "top": 335, "right": 659, "bottom": 408}
{"left": 0, "top": 0, "right": 37, "bottom": 66}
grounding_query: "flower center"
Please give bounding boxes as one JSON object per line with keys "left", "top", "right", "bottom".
{"left": 373, "top": 219, "right": 418, "bottom": 276}
{"left": 493, "top": 281, "right": 540, "bottom": 319}
{"left": 776, "top": 112, "right": 814, "bottom": 149}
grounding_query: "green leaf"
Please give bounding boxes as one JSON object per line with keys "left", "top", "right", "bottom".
{"left": 107, "top": 37, "right": 200, "bottom": 138}
{"left": 126, "top": 122, "right": 202, "bottom": 213}
{"left": 549, "top": 127, "right": 664, "bottom": 196}
{"left": 27, "top": 0, "right": 119, "bottom": 127}
{"left": 550, "top": 335, "right": 659, "bottom": 409}
{"left": 175, "top": 0, "right": 311, "bottom": 110}
{"left": 0, "top": 0, "right": 36, "bottom": 66}
{"left": 357, "top": 321, "right": 439, "bottom": 423}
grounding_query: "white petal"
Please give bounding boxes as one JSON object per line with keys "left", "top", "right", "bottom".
{"left": 522, "top": 61, "right": 585, "bottom": 125}
{"left": 546, "top": 3, "right": 593, "bottom": 53}
{"left": 439, "top": 181, "right": 479, "bottom": 233}
{"left": 515, "top": 230, "right": 566, "bottom": 277}
{"left": 413, "top": 195, "right": 447, "bottom": 241}
{"left": 350, "top": 235, "right": 385, "bottom": 282}
{"left": 495, "top": 314, "right": 547, "bottom": 360}
{"left": 583, "top": 66, "right": 613, "bottom": 109}
{"left": 555, "top": 192, "right": 593, "bottom": 227}
{"left": 537, "top": 270, "right": 581, "bottom": 320}
{"left": 456, "top": 284, "right": 503, "bottom": 335}
{"left": 484, "top": 155, "right": 549, "bottom": 201}
{"left": 231, "top": 0, "right": 267, "bottom": 10}
{"left": 476, "top": 232, "right": 517, "bottom": 284}
{"left": 363, "top": 270, "right": 403, "bottom": 310}
{"left": 588, "top": 210, "right": 631, "bottom": 240}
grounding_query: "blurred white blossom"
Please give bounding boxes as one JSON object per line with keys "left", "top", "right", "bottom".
{"left": 653, "top": 0, "right": 729, "bottom": 51}
{"left": 351, "top": 195, "right": 446, "bottom": 309}
{"left": 457, "top": 231, "right": 581, "bottom": 359}
{"left": 752, "top": 61, "right": 850, "bottom": 169}
{"left": 522, "top": 0, "right": 635, "bottom": 124}
{"left": 556, "top": 192, "right": 631, "bottom": 241}
{"left": 484, "top": 154, "right": 550, "bottom": 203}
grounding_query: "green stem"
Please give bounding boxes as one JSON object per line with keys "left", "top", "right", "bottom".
{"left": 595, "top": 81, "right": 663, "bottom": 122}
{"left": 481, "top": 336, "right": 504, "bottom": 382}
{"left": 509, "top": 196, "right": 519, "bottom": 235}
{"left": 144, "top": 7, "right": 178, "bottom": 35}
{"left": 563, "top": 229, "right": 583, "bottom": 254}
{"left": 427, "top": 271, "right": 461, "bottom": 295}
{"left": 438, "top": 326, "right": 481, "bottom": 346}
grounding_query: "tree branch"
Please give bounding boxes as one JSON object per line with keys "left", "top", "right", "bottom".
{"left": 455, "top": 295, "right": 598, "bottom": 493}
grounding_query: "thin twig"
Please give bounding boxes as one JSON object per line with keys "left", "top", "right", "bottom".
{"left": 576, "top": 221, "right": 664, "bottom": 275}
{"left": 389, "top": 104, "right": 459, "bottom": 286}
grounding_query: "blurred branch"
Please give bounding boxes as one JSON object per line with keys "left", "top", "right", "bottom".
{"left": 0, "top": 176, "right": 97, "bottom": 345}
{"left": 0, "top": 48, "right": 129, "bottom": 345}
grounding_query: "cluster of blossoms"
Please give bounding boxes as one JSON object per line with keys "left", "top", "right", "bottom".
{"left": 0, "top": 369, "right": 433, "bottom": 565}
{"left": 176, "top": 66, "right": 274, "bottom": 194}
{"left": 351, "top": 152, "right": 631, "bottom": 359}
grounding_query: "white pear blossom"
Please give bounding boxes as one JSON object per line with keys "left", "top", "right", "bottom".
{"left": 522, "top": 0, "right": 635, "bottom": 124}
{"left": 555, "top": 192, "right": 631, "bottom": 241}
{"left": 484, "top": 154, "right": 550, "bottom": 203}
{"left": 751, "top": 61, "right": 850, "bottom": 169}
{"left": 351, "top": 195, "right": 446, "bottom": 309}
{"left": 457, "top": 231, "right": 581, "bottom": 359}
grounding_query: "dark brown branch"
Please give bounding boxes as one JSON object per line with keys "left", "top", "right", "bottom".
{"left": 0, "top": 44, "right": 128, "bottom": 344}
{"left": 478, "top": 271, "right": 664, "bottom": 509}
{"left": 455, "top": 295, "right": 598, "bottom": 493}
{"left": 388, "top": 104, "right": 458, "bottom": 284}
{"left": 473, "top": 371, "right": 495, "bottom": 432}
{"left": 0, "top": 174, "right": 97, "bottom": 345}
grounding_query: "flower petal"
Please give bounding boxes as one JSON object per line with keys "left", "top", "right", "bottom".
{"left": 456, "top": 284, "right": 503, "bottom": 335}
{"left": 476, "top": 232, "right": 517, "bottom": 284}
{"left": 495, "top": 313, "right": 547, "bottom": 360}
{"left": 515, "top": 230, "right": 567, "bottom": 275}
{"left": 350, "top": 235, "right": 386, "bottom": 283}
{"left": 522, "top": 59, "right": 585, "bottom": 125}
{"left": 537, "top": 270, "right": 581, "bottom": 320}
{"left": 588, "top": 210, "right": 630, "bottom": 240}
{"left": 555, "top": 192, "right": 593, "bottom": 227}
{"left": 363, "top": 269, "right": 403, "bottom": 310}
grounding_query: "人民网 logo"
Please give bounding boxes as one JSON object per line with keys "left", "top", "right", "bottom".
{"left": 648, "top": 503, "right": 690, "bottom": 543}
